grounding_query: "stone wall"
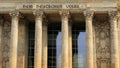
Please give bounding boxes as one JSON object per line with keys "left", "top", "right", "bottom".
{"left": 2, "top": 20, "right": 11, "bottom": 68}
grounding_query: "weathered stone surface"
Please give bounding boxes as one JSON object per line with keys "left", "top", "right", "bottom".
{"left": 0, "top": 1, "right": 119, "bottom": 68}
{"left": 1, "top": 16, "right": 28, "bottom": 68}
{"left": 2, "top": 21, "right": 11, "bottom": 68}
{"left": 93, "top": 18, "right": 111, "bottom": 68}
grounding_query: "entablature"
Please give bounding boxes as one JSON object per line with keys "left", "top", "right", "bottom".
{"left": 0, "top": 2, "right": 117, "bottom": 14}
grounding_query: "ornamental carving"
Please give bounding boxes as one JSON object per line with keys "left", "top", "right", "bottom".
{"left": 59, "top": 10, "right": 70, "bottom": 19}
{"left": 2, "top": 21, "right": 11, "bottom": 68}
{"left": 84, "top": 10, "right": 94, "bottom": 19}
{"left": 108, "top": 11, "right": 118, "bottom": 22}
{"left": 93, "top": 20, "right": 111, "bottom": 65}
{"left": 9, "top": 10, "right": 19, "bottom": 17}
{"left": 33, "top": 10, "right": 44, "bottom": 17}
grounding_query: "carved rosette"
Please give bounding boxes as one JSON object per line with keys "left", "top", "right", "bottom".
{"left": 9, "top": 10, "right": 19, "bottom": 17}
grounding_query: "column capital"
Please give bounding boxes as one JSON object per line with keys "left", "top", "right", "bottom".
{"left": 59, "top": 10, "right": 70, "bottom": 18}
{"left": 9, "top": 10, "right": 19, "bottom": 17}
{"left": 33, "top": 10, "right": 44, "bottom": 17}
{"left": 108, "top": 11, "right": 118, "bottom": 21}
{"left": 84, "top": 10, "right": 94, "bottom": 19}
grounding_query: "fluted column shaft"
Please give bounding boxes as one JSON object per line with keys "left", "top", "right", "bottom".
{"left": 84, "top": 10, "right": 94, "bottom": 68}
{"left": 42, "top": 20, "right": 48, "bottom": 68}
{"left": 60, "top": 10, "right": 71, "bottom": 68}
{"left": 33, "top": 10, "right": 43, "bottom": 68}
{"left": 109, "top": 11, "right": 119, "bottom": 68}
{"left": 9, "top": 10, "right": 19, "bottom": 68}
{"left": 118, "top": 16, "right": 120, "bottom": 68}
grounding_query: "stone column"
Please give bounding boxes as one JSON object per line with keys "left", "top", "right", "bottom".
{"left": 0, "top": 16, "right": 3, "bottom": 68}
{"left": 33, "top": 10, "right": 43, "bottom": 68}
{"left": 42, "top": 19, "right": 48, "bottom": 68}
{"left": 60, "top": 10, "right": 72, "bottom": 68}
{"left": 17, "top": 19, "right": 28, "bottom": 68}
{"left": 118, "top": 16, "right": 120, "bottom": 68}
{"left": 109, "top": 11, "right": 119, "bottom": 68}
{"left": 68, "top": 20, "right": 72, "bottom": 68}
{"left": 9, "top": 10, "right": 19, "bottom": 68}
{"left": 84, "top": 10, "right": 94, "bottom": 68}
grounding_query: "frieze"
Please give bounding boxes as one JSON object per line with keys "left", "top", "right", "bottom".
{"left": 21, "top": 3, "right": 86, "bottom": 9}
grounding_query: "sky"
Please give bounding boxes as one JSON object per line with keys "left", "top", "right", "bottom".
{"left": 56, "top": 32, "right": 86, "bottom": 68}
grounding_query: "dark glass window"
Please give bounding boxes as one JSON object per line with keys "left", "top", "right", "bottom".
{"left": 48, "top": 23, "right": 61, "bottom": 68}
{"left": 27, "top": 23, "right": 35, "bottom": 68}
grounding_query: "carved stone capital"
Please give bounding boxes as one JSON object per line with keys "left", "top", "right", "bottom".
{"left": 108, "top": 11, "right": 118, "bottom": 21}
{"left": 33, "top": 10, "right": 44, "bottom": 17}
{"left": 59, "top": 10, "right": 70, "bottom": 19}
{"left": 84, "top": 10, "right": 94, "bottom": 19}
{"left": 9, "top": 10, "right": 19, "bottom": 17}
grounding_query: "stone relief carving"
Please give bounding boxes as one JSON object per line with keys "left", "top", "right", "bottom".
{"left": 2, "top": 21, "right": 11, "bottom": 68}
{"left": 93, "top": 20, "right": 111, "bottom": 64}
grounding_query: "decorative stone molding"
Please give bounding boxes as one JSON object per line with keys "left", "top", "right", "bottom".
{"left": 9, "top": 10, "right": 19, "bottom": 17}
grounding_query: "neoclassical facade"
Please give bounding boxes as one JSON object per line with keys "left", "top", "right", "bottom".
{"left": 0, "top": 0, "right": 120, "bottom": 68}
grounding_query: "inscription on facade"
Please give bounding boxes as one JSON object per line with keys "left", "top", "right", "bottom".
{"left": 22, "top": 3, "right": 86, "bottom": 9}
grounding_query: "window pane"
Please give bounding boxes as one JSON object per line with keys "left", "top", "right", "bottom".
{"left": 27, "top": 23, "right": 35, "bottom": 68}
{"left": 72, "top": 23, "right": 86, "bottom": 68}
{"left": 48, "top": 23, "right": 61, "bottom": 68}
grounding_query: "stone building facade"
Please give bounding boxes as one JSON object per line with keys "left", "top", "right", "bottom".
{"left": 0, "top": 0, "right": 120, "bottom": 68}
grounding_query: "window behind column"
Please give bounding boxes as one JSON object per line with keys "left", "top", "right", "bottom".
{"left": 48, "top": 23, "right": 61, "bottom": 68}
{"left": 72, "top": 23, "right": 86, "bottom": 68}
{"left": 27, "top": 22, "right": 35, "bottom": 68}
